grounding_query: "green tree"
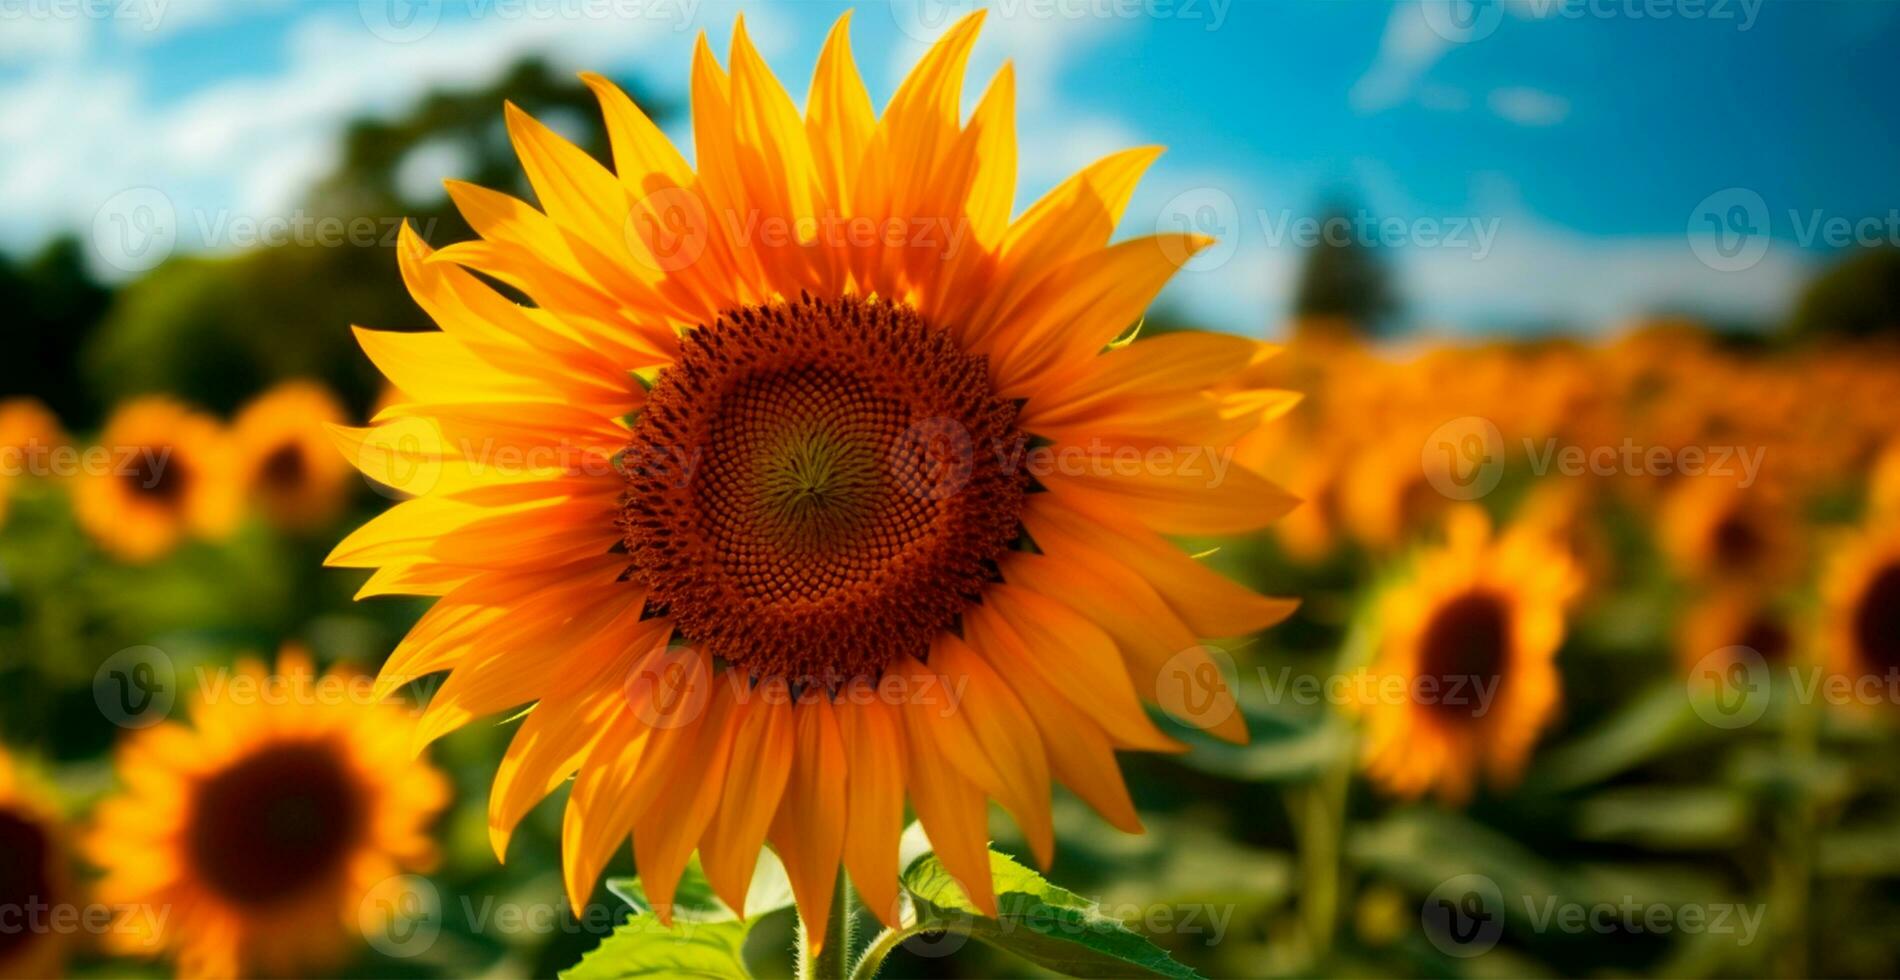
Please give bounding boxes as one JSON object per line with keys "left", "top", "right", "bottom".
{"left": 1786, "top": 245, "right": 1900, "bottom": 341}
{"left": 82, "top": 59, "right": 668, "bottom": 417}
{"left": 1289, "top": 199, "right": 1400, "bottom": 339}
{"left": 0, "top": 236, "right": 113, "bottom": 426}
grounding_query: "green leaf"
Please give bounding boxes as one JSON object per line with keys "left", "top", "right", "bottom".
{"left": 898, "top": 839, "right": 1204, "bottom": 979}
{"left": 560, "top": 911, "right": 752, "bottom": 980}
{"left": 565, "top": 852, "right": 794, "bottom": 979}
{"left": 1572, "top": 785, "right": 1752, "bottom": 849}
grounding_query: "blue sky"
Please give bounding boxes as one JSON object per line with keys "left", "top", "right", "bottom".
{"left": 4, "top": 0, "right": 1897, "bottom": 336}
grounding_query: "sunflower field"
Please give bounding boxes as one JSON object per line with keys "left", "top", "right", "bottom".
{"left": 5, "top": 4, "right": 1900, "bottom": 980}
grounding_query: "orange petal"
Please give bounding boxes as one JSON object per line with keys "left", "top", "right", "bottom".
{"left": 767, "top": 696, "right": 847, "bottom": 951}
{"left": 699, "top": 678, "right": 794, "bottom": 914}
{"left": 835, "top": 684, "right": 907, "bottom": 928}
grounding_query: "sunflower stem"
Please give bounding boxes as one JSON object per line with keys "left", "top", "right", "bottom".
{"left": 798, "top": 870, "right": 855, "bottom": 980}
{"left": 845, "top": 924, "right": 915, "bottom": 980}
{"left": 1295, "top": 718, "right": 1354, "bottom": 967}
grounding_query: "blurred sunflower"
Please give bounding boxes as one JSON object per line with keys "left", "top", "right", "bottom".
{"left": 0, "top": 397, "right": 64, "bottom": 530}
{"left": 1678, "top": 586, "right": 1798, "bottom": 680}
{"left": 1353, "top": 507, "right": 1580, "bottom": 803}
{"left": 1658, "top": 476, "right": 1800, "bottom": 586}
{"left": 1870, "top": 437, "right": 1900, "bottom": 517}
{"left": 1821, "top": 522, "right": 1900, "bottom": 701}
{"left": 73, "top": 397, "right": 238, "bottom": 564}
{"left": 234, "top": 381, "right": 353, "bottom": 530}
{"left": 328, "top": 10, "right": 1296, "bottom": 941}
{"left": 86, "top": 650, "right": 449, "bottom": 978}
{"left": 0, "top": 747, "right": 74, "bottom": 980}
{"left": 1340, "top": 429, "right": 1453, "bottom": 553}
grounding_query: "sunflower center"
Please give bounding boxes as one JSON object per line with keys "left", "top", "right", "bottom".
{"left": 1417, "top": 590, "right": 1511, "bottom": 721}
{"left": 1737, "top": 613, "right": 1790, "bottom": 664}
{"left": 259, "top": 442, "right": 308, "bottom": 491}
{"left": 1853, "top": 563, "right": 1900, "bottom": 677}
{"left": 620, "top": 295, "right": 1027, "bottom": 684}
{"left": 0, "top": 809, "right": 53, "bottom": 961}
{"left": 185, "top": 742, "right": 364, "bottom": 907}
{"left": 125, "top": 445, "right": 187, "bottom": 504}
{"left": 1711, "top": 512, "right": 1762, "bottom": 568}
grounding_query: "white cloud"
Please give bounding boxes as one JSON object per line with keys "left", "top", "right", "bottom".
{"left": 0, "top": 6, "right": 704, "bottom": 273}
{"left": 1487, "top": 85, "right": 1569, "bottom": 126}
{"left": 1147, "top": 184, "right": 1812, "bottom": 338}
{"left": 1348, "top": 3, "right": 1452, "bottom": 114}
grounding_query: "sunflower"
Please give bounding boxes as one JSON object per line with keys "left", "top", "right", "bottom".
{"left": 0, "top": 747, "right": 75, "bottom": 980}
{"left": 1658, "top": 475, "right": 1799, "bottom": 587}
{"left": 234, "top": 381, "right": 354, "bottom": 530}
{"left": 1678, "top": 586, "right": 1798, "bottom": 682}
{"left": 0, "top": 397, "right": 65, "bottom": 530}
{"left": 73, "top": 397, "right": 239, "bottom": 564}
{"left": 1820, "top": 521, "right": 1900, "bottom": 703}
{"left": 86, "top": 650, "right": 449, "bottom": 978}
{"left": 1353, "top": 507, "right": 1580, "bottom": 803}
{"left": 1870, "top": 436, "right": 1900, "bottom": 518}
{"left": 327, "top": 11, "right": 1297, "bottom": 944}
{"left": 1340, "top": 428, "right": 1455, "bottom": 553}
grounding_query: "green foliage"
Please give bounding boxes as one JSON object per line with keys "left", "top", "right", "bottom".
{"left": 0, "top": 235, "right": 113, "bottom": 426}
{"left": 74, "top": 59, "right": 668, "bottom": 419}
{"left": 1289, "top": 198, "right": 1400, "bottom": 338}
{"left": 1786, "top": 245, "right": 1900, "bottom": 340}
{"left": 899, "top": 848, "right": 1203, "bottom": 980}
